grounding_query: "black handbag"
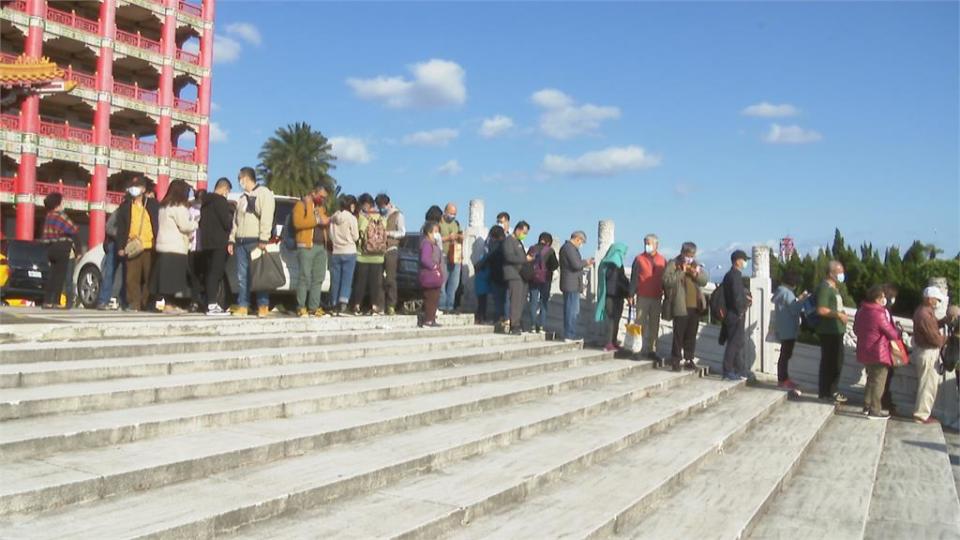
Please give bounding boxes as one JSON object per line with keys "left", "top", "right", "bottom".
{"left": 250, "top": 249, "right": 286, "bottom": 292}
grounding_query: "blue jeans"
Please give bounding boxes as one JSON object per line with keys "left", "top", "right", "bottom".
{"left": 235, "top": 239, "right": 269, "bottom": 309}
{"left": 563, "top": 291, "right": 581, "bottom": 340}
{"left": 329, "top": 253, "right": 357, "bottom": 305}
{"left": 528, "top": 283, "right": 551, "bottom": 329}
{"left": 441, "top": 262, "right": 461, "bottom": 311}
{"left": 97, "top": 240, "right": 118, "bottom": 306}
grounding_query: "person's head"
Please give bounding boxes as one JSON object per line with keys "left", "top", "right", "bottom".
{"left": 883, "top": 283, "right": 899, "bottom": 305}
{"left": 643, "top": 234, "right": 659, "bottom": 255}
{"left": 422, "top": 220, "right": 440, "bottom": 241}
{"left": 782, "top": 271, "right": 801, "bottom": 290}
{"left": 161, "top": 179, "right": 191, "bottom": 208}
{"left": 828, "top": 260, "right": 845, "bottom": 284}
{"left": 514, "top": 221, "right": 530, "bottom": 241}
{"left": 144, "top": 179, "right": 156, "bottom": 198}
{"left": 538, "top": 232, "right": 553, "bottom": 246}
{"left": 731, "top": 249, "right": 750, "bottom": 271}
{"left": 570, "top": 230, "right": 587, "bottom": 248}
{"left": 43, "top": 192, "right": 63, "bottom": 212}
{"left": 214, "top": 177, "right": 232, "bottom": 196}
{"left": 443, "top": 203, "right": 457, "bottom": 223}
{"left": 865, "top": 285, "right": 886, "bottom": 306}
{"left": 425, "top": 205, "right": 443, "bottom": 223}
{"left": 357, "top": 193, "right": 376, "bottom": 214}
{"left": 192, "top": 188, "right": 206, "bottom": 207}
{"left": 488, "top": 224, "right": 506, "bottom": 242}
{"left": 339, "top": 194, "right": 357, "bottom": 214}
{"left": 375, "top": 193, "right": 392, "bottom": 216}
{"left": 127, "top": 176, "right": 146, "bottom": 199}
{"left": 311, "top": 181, "right": 328, "bottom": 205}
{"left": 237, "top": 167, "right": 257, "bottom": 193}
{"left": 496, "top": 211, "right": 510, "bottom": 229}
{"left": 922, "top": 286, "right": 947, "bottom": 309}
{"left": 680, "top": 242, "right": 697, "bottom": 264}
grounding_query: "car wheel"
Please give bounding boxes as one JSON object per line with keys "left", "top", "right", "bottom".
{"left": 77, "top": 264, "right": 101, "bottom": 310}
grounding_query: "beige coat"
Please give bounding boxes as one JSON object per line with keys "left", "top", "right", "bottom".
{"left": 155, "top": 205, "right": 198, "bottom": 255}
{"left": 661, "top": 257, "right": 709, "bottom": 320}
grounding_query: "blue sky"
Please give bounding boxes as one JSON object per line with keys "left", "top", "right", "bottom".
{"left": 207, "top": 1, "right": 959, "bottom": 273}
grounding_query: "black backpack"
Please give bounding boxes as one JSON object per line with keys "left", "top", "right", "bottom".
{"left": 710, "top": 283, "right": 727, "bottom": 321}
{"left": 942, "top": 323, "right": 959, "bottom": 373}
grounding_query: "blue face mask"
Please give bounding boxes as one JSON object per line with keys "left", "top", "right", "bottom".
{"left": 379, "top": 207, "right": 389, "bottom": 217}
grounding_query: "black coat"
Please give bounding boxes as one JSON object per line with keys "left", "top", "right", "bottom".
{"left": 603, "top": 264, "right": 631, "bottom": 299}
{"left": 199, "top": 192, "right": 233, "bottom": 251}
{"left": 722, "top": 267, "right": 749, "bottom": 317}
{"left": 115, "top": 196, "right": 160, "bottom": 249}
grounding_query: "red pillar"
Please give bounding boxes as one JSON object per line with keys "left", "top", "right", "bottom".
{"left": 88, "top": 0, "right": 116, "bottom": 248}
{"left": 14, "top": 0, "right": 45, "bottom": 240}
{"left": 195, "top": 0, "right": 215, "bottom": 171}
{"left": 155, "top": 0, "right": 177, "bottom": 201}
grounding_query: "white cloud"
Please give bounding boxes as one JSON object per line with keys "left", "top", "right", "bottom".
{"left": 478, "top": 115, "right": 514, "bottom": 138}
{"left": 329, "top": 137, "right": 373, "bottom": 164}
{"left": 437, "top": 159, "right": 462, "bottom": 176}
{"left": 741, "top": 102, "right": 800, "bottom": 118}
{"left": 213, "top": 34, "right": 241, "bottom": 63}
{"left": 763, "top": 123, "right": 822, "bottom": 144}
{"left": 531, "top": 88, "right": 620, "bottom": 139}
{"left": 209, "top": 121, "right": 228, "bottom": 143}
{"left": 542, "top": 145, "right": 661, "bottom": 177}
{"left": 225, "top": 22, "right": 261, "bottom": 46}
{"left": 347, "top": 59, "right": 466, "bottom": 109}
{"left": 401, "top": 128, "right": 459, "bottom": 146}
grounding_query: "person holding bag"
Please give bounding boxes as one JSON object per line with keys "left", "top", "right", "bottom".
{"left": 853, "top": 285, "right": 901, "bottom": 419}
{"left": 418, "top": 221, "right": 444, "bottom": 328}
{"left": 152, "top": 180, "right": 197, "bottom": 314}
{"left": 115, "top": 177, "right": 160, "bottom": 312}
{"left": 594, "top": 242, "right": 631, "bottom": 353}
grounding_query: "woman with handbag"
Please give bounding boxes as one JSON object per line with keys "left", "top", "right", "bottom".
{"left": 594, "top": 242, "right": 632, "bottom": 353}
{"left": 419, "top": 221, "right": 444, "bottom": 328}
{"left": 853, "top": 285, "right": 902, "bottom": 419}
{"left": 152, "top": 180, "right": 197, "bottom": 314}
{"left": 116, "top": 177, "right": 160, "bottom": 312}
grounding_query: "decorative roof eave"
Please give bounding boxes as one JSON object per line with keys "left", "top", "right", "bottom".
{"left": 0, "top": 55, "right": 77, "bottom": 93}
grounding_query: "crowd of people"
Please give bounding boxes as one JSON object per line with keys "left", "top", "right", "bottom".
{"left": 38, "top": 169, "right": 958, "bottom": 423}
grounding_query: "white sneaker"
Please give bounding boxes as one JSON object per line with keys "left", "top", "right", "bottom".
{"left": 206, "top": 305, "right": 229, "bottom": 316}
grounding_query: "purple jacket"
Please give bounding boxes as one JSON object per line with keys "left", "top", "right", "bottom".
{"left": 853, "top": 301, "right": 900, "bottom": 366}
{"left": 419, "top": 237, "right": 443, "bottom": 289}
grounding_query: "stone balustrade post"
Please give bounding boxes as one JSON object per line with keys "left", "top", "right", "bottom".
{"left": 459, "top": 199, "right": 487, "bottom": 313}
{"left": 747, "top": 245, "right": 775, "bottom": 375}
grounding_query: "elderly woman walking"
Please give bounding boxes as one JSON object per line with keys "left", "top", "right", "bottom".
{"left": 853, "top": 285, "right": 901, "bottom": 419}
{"left": 595, "top": 242, "right": 632, "bottom": 353}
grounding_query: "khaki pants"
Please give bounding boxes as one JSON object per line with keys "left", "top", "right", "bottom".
{"left": 635, "top": 295, "right": 662, "bottom": 355}
{"left": 912, "top": 347, "right": 940, "bottom": 421}
{"left": 864, "top": 364, "right": 888, "bottom": 413}
{"left": 126, "top": 249, "right": 154, "bottom": 311}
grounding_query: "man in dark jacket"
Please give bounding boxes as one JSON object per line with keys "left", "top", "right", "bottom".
{"left": 559, "top": 231, "right": 594, "bottom": 342}
{"left": 502, "top": 221, "right": 531, "bottom": 335}
{"left": 114, "top": 177, "right": 160, "bottom": 311}
{"left": 721, "top": 249, "right": 752, "bottom": 380}
{"left": 200, "top": 177, "right": 234, "bottom": 315}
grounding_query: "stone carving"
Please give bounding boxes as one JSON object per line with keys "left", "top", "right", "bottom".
{"left": 752, "top": 246, "right": 770, "bottom": 278}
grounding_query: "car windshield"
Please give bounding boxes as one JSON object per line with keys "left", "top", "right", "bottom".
{"left": 3, "top": 240, "right": 48, "bottom": 266}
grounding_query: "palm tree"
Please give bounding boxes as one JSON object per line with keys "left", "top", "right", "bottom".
{"left": 257, "top": 122, "right": 337, "bottom": 198}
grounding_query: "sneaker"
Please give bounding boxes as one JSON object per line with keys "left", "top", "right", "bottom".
{"left": 206, "top": 305, "right": 229, "bottom": 316}
{"left": 683, "top": 360, "right": 697, "bottom": 371}
{"left": 386, "top": 307, "right": 396, "bottom": 316}
{"left": 832, "top": 392, "right": 849, "bottom": 404}
{"left": 865, "top": 409, "right": 890, "bottom": 419}
{"left": 313, "top": 308, "right": 327, "bottom": 318}
{"left": 778, "top": 379, "right": 799, "bottom": 391}
{"left": 297, "top": 308, "right": 309, "bottom": 318}
{"left": 603, "top": 344, "right": 618, "bottom": 352}
{"left": 232, "top": 306, "right": 249, "bottom": 317}
{"left": 914, "top": 416, "right": 940, "bottom": 425}
{"left": 722, "top": 372, "right": 741, "bottom": 381}
{"left": 535, "top": 326, "right": 542, "bottom": 334}
{"left": 257, "top": 306, "right": 269, "bottom": 318}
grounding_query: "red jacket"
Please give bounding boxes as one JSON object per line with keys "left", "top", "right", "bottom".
{"left": 853, "top": 301, "right": 900, "bottom": 366}
{"left": 630, "top": 252, "right": 666, "bottom": 299}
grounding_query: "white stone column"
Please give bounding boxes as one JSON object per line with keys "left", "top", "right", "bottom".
{"left": 747, "top": 245, "right": 775, "bottom": 375}
{"left": 460, "top": 199, "right": 487, "bottom": 312}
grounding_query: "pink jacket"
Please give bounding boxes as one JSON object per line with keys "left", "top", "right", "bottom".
{"left": 853, "top": 301, "right": 900, "bottom": 366}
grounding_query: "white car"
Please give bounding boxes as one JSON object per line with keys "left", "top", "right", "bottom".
{"left": 73, "top": 194, "right": 329, "bottom": 309}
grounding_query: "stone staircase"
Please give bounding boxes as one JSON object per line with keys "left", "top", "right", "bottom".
{"left": 0, "top": 314, "right": 957, "bottom": 539}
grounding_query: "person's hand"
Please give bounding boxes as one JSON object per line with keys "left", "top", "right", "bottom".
{"left": 118, "top": 249, "right": 125, "bottom": 257}
{"left": 837, "top": 311, "right": 850, "bottom": 325}
{"left": 226, "top": 244, "right": 234, "bottom": 256}
{"left": 258, "top": 242, "right": 268, "bottom": 252}
{"left": 586, "top": 258, "right": 595, "bottom": 266}
{"left": 526, "top": 254, "right": 534, "bottom": 262}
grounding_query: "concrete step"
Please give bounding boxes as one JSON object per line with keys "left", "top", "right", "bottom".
{"left": 863, "top": 420, "right": 960, "bottom": 539}
{"left": 227, "top": 376, "right": 742, "bottom": 540}
{"left": 746, "top": 411, "right": 887, "bottom": 540}
{"left": 0, "top": 331, "right": 537, "bottom": 388}
{"left": 0, "top": 355, "right": 674, "bottom": 516}
{"left": 0, "top": 345, "right": 613, "bottom": 460}
{"left": 0, "top": 338, "right": 576, "bottom": 420}
{"left": 0, "top": 362, "right": 694, "bottom": 539}
{"left": 444, "top": 388, "right": 820, "bottom": 539}
{"left": 0, "top": 321, "right": 488, "bottom": 364}
{"left": 1, "top": 312, "right": 476, "bottom": 343}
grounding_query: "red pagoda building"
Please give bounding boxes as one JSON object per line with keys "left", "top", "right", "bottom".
{"left": 0, "top": 0, "right": 215, "bottom": 247}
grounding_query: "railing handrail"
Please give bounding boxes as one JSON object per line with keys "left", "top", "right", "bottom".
{"left": 0, "top": 177, "right": 123, "bottom": 205}
{"left": 45, "top": 6, "right": 99, "bottom": 34}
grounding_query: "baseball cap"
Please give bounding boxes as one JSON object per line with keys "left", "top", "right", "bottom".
{"left": 731, "top": 249, "right": 751, "bottom": 263}
{"left": 923, "top": 286, "right": 947, "bottom": 304}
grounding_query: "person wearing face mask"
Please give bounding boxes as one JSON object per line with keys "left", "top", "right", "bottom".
{"left": 502, "top": 221, "right": 532, "bottom": 336}
{"left": 227, "top": 167, "right": 276, "bottom": 318}
{"left": 115, "top": 176, "right": 160, "bottom": 312}
{"left": 329, "top": 195, "right": 360, "bottom": 315}
{"left": 495, "top": 212, "right": 511, "bottom": 234}
{"left": 418, "top": 221, "right": 444, "bottom": 327}
{"left": 853, "top": 285, "right": 900, "bottom": 419}
{"left": 376, "top": 193, "right": 405, "bottom": 316}
{"left": 879, "top": 283, "right": 901, "bottom": 413}
{"left": 772, "top": 271, "right": 809, "bottom": 392}
{"left": 559, "top": 231, "right": 594, "bottom": 342}
{"left": 630, "top": 233, "right": 667, "bottom": 361}
{"left": 292, "top": 181, "right": 331, "bottom": 318}
{"left": 720, "top": 250, "right": 753, "bottom": 380}
{"left": 911, "top": 286, "right": 953, "bottom": 424}
{"left": 199, "top": 177, "right": 234, "bottom": 316}
{"left": 350, "top": 193, "right": 387, "bottom": 316}
{"left": 662, "top": 242, "right": 709, "bottom": 372}
{"left": 814, "top": 260, "right": 850, "bottom": 403}
{"left": 438, "top": 203, "right": 463, "bottom": 313}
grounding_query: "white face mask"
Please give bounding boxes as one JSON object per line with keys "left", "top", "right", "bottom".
{"left": 836, "top": 272, "right": 846, "bottom": 284}
{"left": 644, "top": 244, "right": 655, "bottom": 254}
{"left": 879, "top": 297, "right": 888, "bottom": 307}
{"left": 127, "top": 187, "right": 143, "bottom": 197}
{"left": 888, "top": 297, "right": 896, "bottom": 306}
{"left": 433, "top": 232, "right": 442, "bottom": 244}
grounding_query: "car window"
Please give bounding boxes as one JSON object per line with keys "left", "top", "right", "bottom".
{"left": 273, "top": 199, "right": 296, "bottom": 238}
